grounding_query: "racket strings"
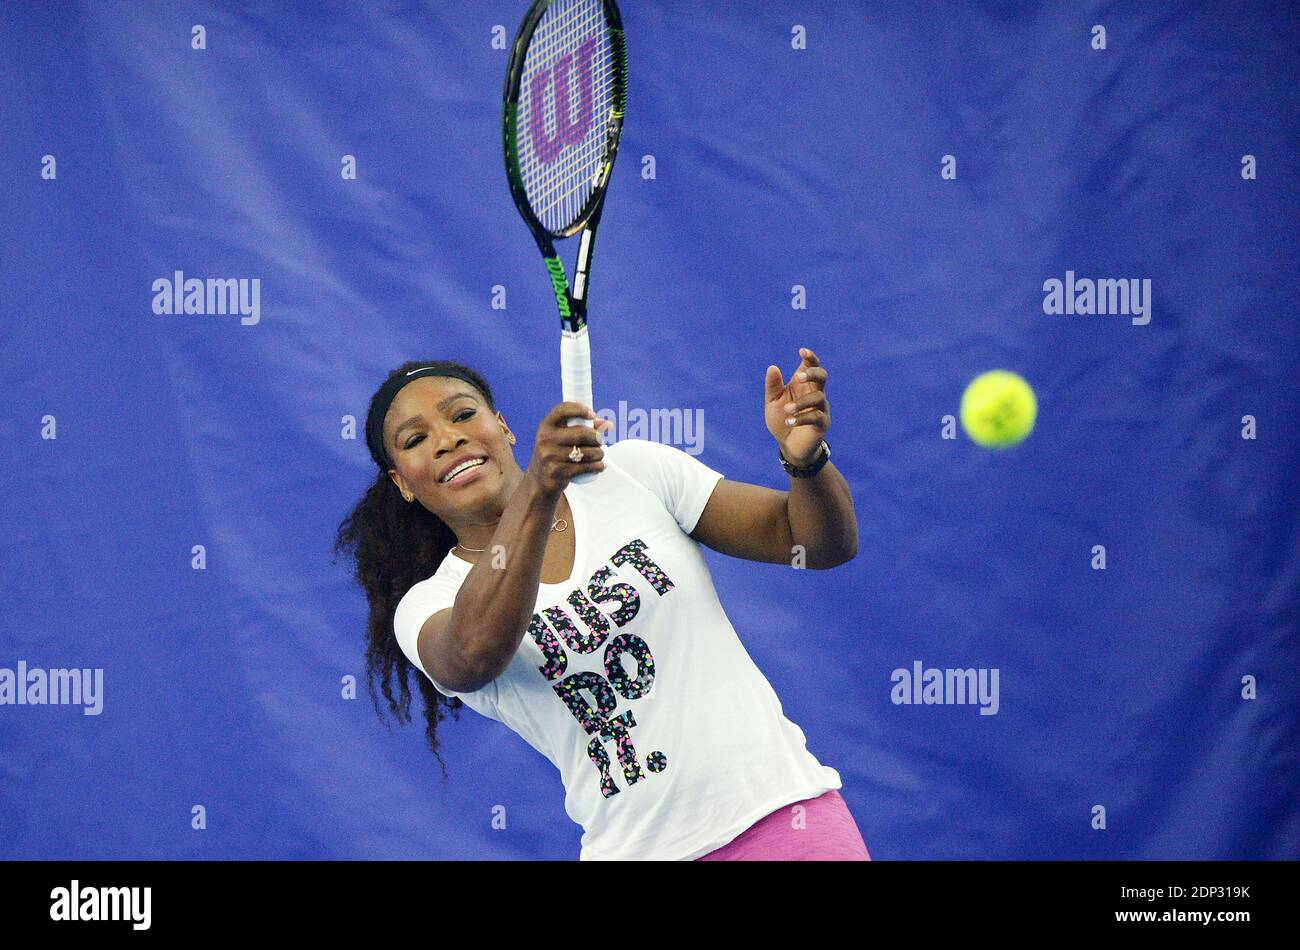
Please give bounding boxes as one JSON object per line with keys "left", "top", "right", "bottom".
{"left": 517, "top": 0, "right": 614, "bottom": 233}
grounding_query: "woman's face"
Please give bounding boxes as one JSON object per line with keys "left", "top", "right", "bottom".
{"left": 382, "top": 376, "right": 517, "bottom": 521}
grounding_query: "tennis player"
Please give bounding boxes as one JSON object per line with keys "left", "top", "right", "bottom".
{"left": 335, "top": 347, "right": 869, "bottom": 860}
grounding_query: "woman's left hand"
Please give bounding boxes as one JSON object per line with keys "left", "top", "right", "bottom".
{"left": 764, "top": 347, "right": 830, "bottom": 466}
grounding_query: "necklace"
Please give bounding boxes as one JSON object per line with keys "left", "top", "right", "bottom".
{"left": 456, "top": 517, "right": 567, "bottom": 553}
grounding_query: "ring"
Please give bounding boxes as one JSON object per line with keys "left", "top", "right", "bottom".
{"left": 569, "top": 445, "right": 584, "bottom": 463}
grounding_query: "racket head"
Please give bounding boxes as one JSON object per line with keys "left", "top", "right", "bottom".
{"left": 503, "top": 0, "right": 627, "bottom": 240}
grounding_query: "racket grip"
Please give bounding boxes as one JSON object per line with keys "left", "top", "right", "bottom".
{"left": 561, "top": 326, "right": 595, "bottom": 428}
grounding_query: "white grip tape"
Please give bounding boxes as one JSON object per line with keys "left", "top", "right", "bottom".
{"left": 561, "top": 326, "right": 594, "bottom": 428}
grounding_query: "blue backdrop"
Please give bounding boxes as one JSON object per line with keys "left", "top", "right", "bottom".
{"left": 2, "top": 1, "right": 1297, "bottom": 860}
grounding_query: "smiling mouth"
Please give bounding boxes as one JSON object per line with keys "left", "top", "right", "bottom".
{"left": 440, "top": 457, "right": 489, "bottom": 484}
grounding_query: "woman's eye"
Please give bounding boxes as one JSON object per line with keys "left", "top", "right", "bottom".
{"left": 403, "top": 409, "right": 472, "bottom": 449}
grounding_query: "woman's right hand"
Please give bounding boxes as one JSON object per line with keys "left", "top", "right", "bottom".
{"left": 526, "top": 403, "right": 613, "bottom": 498}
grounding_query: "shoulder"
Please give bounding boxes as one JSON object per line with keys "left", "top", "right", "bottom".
{"left": 395, "top": 551, "right": 466, "bottom": 605}
{"left": 605, "top": 437, "right": 714, "bottom": 470}
{"left": 393, "top": 553, "right": 467, "bottom": 662}
{"left": 602, "top": 438, "right": 725, "bottom": 533}
{"left": 604, "top": 437, "right": 675, "bottom": 462}
{"left": 603, "top": 438, "right": 708, "bottom": 489}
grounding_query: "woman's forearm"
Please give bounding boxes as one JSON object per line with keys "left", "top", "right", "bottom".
{"left": 450, "top": 473, "right": 560, "bottom": 679}
{"left": 785, "top": 461, "right": 857, "bottom": 569}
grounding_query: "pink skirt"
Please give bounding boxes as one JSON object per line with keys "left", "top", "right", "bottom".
{"left": 695, "top": 788, "right": 872, "bottom": 860}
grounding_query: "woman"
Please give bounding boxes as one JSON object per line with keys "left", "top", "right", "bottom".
{"left": 334, "top": 348, "right": 870, "bottom": 860}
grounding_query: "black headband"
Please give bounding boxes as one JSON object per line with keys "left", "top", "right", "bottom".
{"left": 365, "top": 366, "right": 488, "bottom": 471}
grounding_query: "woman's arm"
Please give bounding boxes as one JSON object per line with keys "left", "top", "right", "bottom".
{"left": 423, "top": 473, "right": 562, "bottom": 691}
{"left": 689, "top": 465, "right": 857, "bottom": 569}
{"left": 424, "top": 404, "right": 609, "bottom": 691}
{"left": 689, "top": 346, "right": 856, "bottom": 569}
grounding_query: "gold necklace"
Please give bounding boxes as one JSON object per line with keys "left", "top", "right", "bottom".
{"left": 457, "top": 517, "right": 567, "bottom": 553}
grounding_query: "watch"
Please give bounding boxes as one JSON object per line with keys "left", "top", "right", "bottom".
{"left": 779, "top": 439, "right": 830, "bottom": 478}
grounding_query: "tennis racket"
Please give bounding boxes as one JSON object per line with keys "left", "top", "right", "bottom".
{"left": 503, "top": 0, "right": 628, "bottom": 429}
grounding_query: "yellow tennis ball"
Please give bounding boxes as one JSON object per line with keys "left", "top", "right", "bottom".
{"left": 960, "top": 370, "right": 1037, "bottom": 448}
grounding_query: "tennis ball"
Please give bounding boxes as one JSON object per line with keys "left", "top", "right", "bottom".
{"left": 959, "top": 370, "right": 1037, "bottom": 449}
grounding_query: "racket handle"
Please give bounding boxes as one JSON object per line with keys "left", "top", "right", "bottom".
{"left": 561, "top": 326, "right": 595, "bottom": 428}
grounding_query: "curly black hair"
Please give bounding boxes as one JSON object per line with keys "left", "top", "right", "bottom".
{"left": 333, "top": 359, "right": 498, "bottom": 784}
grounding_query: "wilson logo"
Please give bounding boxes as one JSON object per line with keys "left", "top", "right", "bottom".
{"left": 529, "top": 36, "right": 597, "bottom": 164}
{"left": 545, "top": 257, "right": 571, "bottom": 316}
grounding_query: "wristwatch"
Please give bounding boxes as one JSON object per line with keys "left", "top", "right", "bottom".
{"left": 779, "top": 439, "right": 830, "bottom": 478}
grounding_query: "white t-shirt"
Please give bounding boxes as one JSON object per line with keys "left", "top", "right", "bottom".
{"left": 393, "top": 437, "right": 842, "bottom": 860}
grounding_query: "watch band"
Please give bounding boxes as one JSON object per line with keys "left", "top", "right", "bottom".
{"left": 779, "top": 439, "right": 830, "bottom": 478}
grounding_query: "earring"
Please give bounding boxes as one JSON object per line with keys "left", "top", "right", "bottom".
{"left": 402, "top": 491, "right": 412, "bottom": 502}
